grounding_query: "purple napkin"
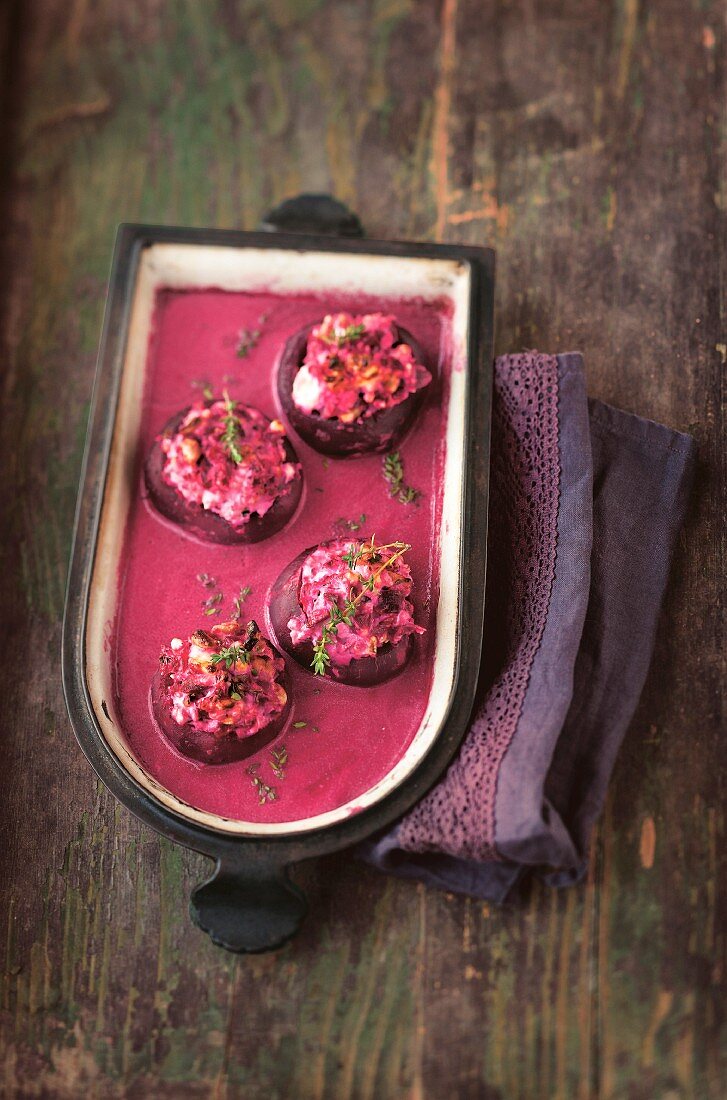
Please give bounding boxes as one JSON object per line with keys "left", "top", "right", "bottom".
{"left": 360, "top": 352, "right": 696, "bottom": 901}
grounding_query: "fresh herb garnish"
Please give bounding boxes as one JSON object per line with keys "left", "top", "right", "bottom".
{"left": 209, "top": 642, "right": 247, "bottom": 669}
{"left": 236, "top": 330, "right": 259, "bottom": 359}
{"left": 209, "top": 623, "right": 258, "bottom": 669}
{"left": 221, "top": 390, "right": 244, "bottom": 464}
{"left": 324, "top": 322, "right": 366, "bottom": 345}
{"left": 202, "top": 592, "right": 223, "bottom": 616}
{"left": 192, "top": 379, "right": 214, "bottom": 401}
{"left": 311, "top": 538, "right": 411, "bottom": 676}
{"left": 311, "top": 624, "right": 334, "bottom": 675}
{"left": 232, "top": 585, "right": 252, "bottom": 619}
{"left": 236, "top": 311, "right": 269, "bottom": 359}
{"left": 197, "top": 572, "right": 217, "bottom": 589}
{"left": 383, "top": 451, "right": 420, "bottom": 506}
{"left": 293, "top": 720, "right": 308, "bottom": 729}
{"left": 246, "top": 765, "right": 277, "bottom": 804}
{"left": 342, "top": 542, "right": 367, "bottom": 569}
{"left": 270, "top": 746, "right": 288, "bottom": 779}
{"left": 335, "top": 512, "right": 367, "bottom": 533}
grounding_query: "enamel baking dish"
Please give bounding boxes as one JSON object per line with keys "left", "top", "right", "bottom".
{"left": 62, "top": 197, "right": 495, "bottom": 952}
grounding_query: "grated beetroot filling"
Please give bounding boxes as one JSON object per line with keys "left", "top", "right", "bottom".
{"left": 288, "top": 538, "right": 425, "bottom": 666}
{"left": 160, "top": 399, "right": 299, "bottom": 528}
{"left": 292, "top": 313, "right": 431, "bottom": 423}
{"left": 158, "top": 619, "right": 287, "bottom": 738}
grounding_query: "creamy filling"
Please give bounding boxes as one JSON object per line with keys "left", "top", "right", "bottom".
{"left": 158, "top": 619, "right": 287, "bottom": 737}
{"left": 288, "top": 537, "right": 425, "bottom": 666}
{"left": 291, "top": 313, "right": 431, "bottom": 423}
{"left": 161, "top": 398, "right": 299, "bottom": 528}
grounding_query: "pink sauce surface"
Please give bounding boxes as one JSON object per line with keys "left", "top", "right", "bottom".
{"left": 112, "top": 288, "right": 452, "bottom": 823}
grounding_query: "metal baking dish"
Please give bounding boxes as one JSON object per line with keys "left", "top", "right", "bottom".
{"left": 62, "top": 196, "right": 495, "bottom": 952}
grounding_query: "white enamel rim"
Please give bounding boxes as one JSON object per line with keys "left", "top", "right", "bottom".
{"left": 85, "top": 242, "right": 472, "bottom": 836}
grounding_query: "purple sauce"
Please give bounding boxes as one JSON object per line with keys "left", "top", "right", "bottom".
{"left": 112, "top": 288, "right": 452, "bottom": 823}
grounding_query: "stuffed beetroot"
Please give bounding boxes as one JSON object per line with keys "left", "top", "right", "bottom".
{"left": 268, "top": 536, "right": 425, "bottom": 686}
{"left": 151, "top": 618, "right": 289, "bottom": 764}
{"left": 277, "top": 313, "right": 432, "bottom": 456}
{"left": 144, "top": 394, "right": 302, "bottom": 543}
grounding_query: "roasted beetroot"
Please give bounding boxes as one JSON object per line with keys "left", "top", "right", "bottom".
{"left": 268, "top": 537, "right": 424, "bottom": 686}
{"left": 151, "top": 619, "right": 290, "bottom": 764}
{"left": 276, "top": 313, "right": 431, "bottom": 456}
{"left": 144, "top": 396, "right": 302, "bottom": 543}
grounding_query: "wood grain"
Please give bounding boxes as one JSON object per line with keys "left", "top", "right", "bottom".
{"left": 0, "top": 1, "right": 724, "bottom": 1097}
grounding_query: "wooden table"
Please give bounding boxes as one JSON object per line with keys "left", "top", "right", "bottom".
{"left": 1, "top": 2, "right": 723, "bottom": 1097}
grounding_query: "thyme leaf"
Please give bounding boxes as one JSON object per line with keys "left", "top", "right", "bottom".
{"left": 335, "top": 512, "right": 366, "bottom": 533}
{"left": 248, "top": 769, "right": 277, "bottom": 803}
{"left": 221, "top": 390, "right": 244, "bottom": 464}
{"left": 382, "top": 451, "right": 420, "bottom": 505}
{"left": 202, "top": 592, "right": 223, "bottom": 616}
{"left": 236, "top": 311, "right": 269, "bottom": 358}
{"left": 270, "top": 745, "right": 288, "bottom": 779}
{"left": 232, "top": 585, "right": 252, "bottom": 619}
{"left": 342, "top": 545, "right": 363, "bottom": 569}
{"left": 192, "top": 379, "right": 214, "bottom": 401}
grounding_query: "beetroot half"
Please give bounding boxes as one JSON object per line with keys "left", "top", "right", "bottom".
{"left": 144, "top": 407, "right": 303, "bottom": 544}
{"left": 267, "top": 546, "right": 413, "bottom": 687}
{"left": 276, "top": 324, "right": 430, "bottom": 456}
{"left": 150, "top": 666, "right": 290, "bottom": 766}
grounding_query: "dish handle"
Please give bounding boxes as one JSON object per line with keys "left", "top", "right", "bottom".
{"left": 259, "top": 193, "right": 364, "bottom": 237}
{"left": 191, "top": 857, "right": 308, "bottom": 954}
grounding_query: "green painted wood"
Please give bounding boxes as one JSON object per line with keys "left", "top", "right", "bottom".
{"left": 0, "top": 1, "right": 723, "bottom": 1097}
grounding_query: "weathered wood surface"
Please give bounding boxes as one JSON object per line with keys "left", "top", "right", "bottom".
{"left": 0, "top": 1, "right": 723, "bottom": 1097}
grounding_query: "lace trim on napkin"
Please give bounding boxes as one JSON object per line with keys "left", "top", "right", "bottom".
{"left": 396, "top": 352, "right": 561, "bottom": 861}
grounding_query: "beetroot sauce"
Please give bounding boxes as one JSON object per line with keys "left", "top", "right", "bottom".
{"left": 112, "top": 288, "right": 452, "bottom": 823}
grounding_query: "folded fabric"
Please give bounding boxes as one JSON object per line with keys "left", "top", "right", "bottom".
{"left": 359, "top": 351, "right": 696, "bottom": 901}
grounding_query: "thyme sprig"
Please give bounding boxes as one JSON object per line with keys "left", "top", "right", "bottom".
{"left": 246, "top": 765, "right": 277, "bottom": 804}
{"left": 311, "top": 537, "right": 411, "bottom": 676}
{"left": 209, "top": 623, "right": 258, "bottom": 669}
{"left": 383, "top": 451, "right": 420, "bottom": 505}
{"left": 221, "top": 389, "right": 244, "bottom": 464}
{"left": 236, "top": 310, "right": 270, "bottom": 359}
{"left": 209, "top": 642, "right": 247, "bottom": 669}
{"left": 232, "top": 585, "right": 252, "bottom": 619}
{"left": 270, "top": 746, "right": 288, "bottom": 779}
{"left": 323, "top": 321, "right": 366, "bottom": 346}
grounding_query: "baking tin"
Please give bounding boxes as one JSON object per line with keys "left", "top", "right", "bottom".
{"left": 62, "top": 196, "right": 495, "bottom": 952}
